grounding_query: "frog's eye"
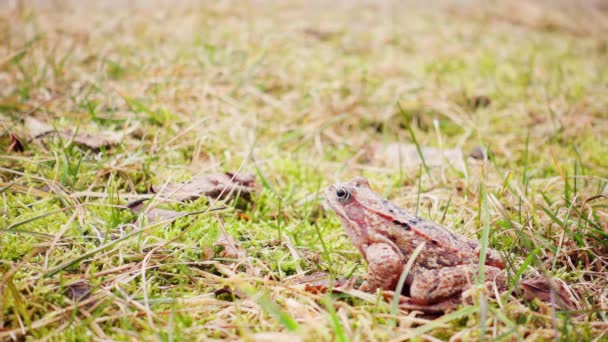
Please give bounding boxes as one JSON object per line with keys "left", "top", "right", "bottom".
{"left": 336, "top": 187, "right": 351, "bottom": 202}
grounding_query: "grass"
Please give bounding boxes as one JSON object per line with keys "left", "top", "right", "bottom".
{"left": 1, "top": 0, "right": 608, "bottom": 340}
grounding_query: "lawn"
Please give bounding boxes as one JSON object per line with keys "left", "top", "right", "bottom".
{"left": 1, "top": 0, "right": 607, "bottom": 340}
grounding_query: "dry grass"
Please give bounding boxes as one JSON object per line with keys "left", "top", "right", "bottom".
{"left": 1, "top": 0, "right": 608, "bottom": 340}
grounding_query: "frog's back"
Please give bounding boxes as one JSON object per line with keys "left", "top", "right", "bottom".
{"left": 384, "top": 200, "right": 478, "bottom": 253}
{"left": 391, "top": 205, "right": 504, "bottom": 269}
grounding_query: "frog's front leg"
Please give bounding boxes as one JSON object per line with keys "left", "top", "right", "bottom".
{"left": 360, "top": 243, "right": 404, "bottom": 292}
{"left": 410, "top": 265, "right": 505, "bottom": 305}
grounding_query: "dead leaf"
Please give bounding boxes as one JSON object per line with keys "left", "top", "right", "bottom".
{"left": 520, "top": 276, "right": 579, "bottom": 310}
{"left": 236, "top": 212, "right": 250, "bottom": 221}
{"left": 216, "top": 230, "right": 246, "bottom": 259}
{"left": 468, "top": 95, "right": 491, "bottom": 109}
{"left": 64, "top": 280, "right": 93, "bottom": 301}
{"left": 372, "top": 143, "right": 466, "bottom": 172}
{"left": 25, "top": 117, "right": 123, "bottom": 149}
{"left": 302, "top": 28, "right": 337, "bottom": 41}
{"left": 25, "top": 117, "right": 54, "bottom": 138}
{"left": 201, "top": 246, "right": 215, "bottom": 261}
{"left": 214, "top": 285, "right": 245, "bottom": 299}
{"left": 63, "top": 129, "right": 123, "bottom": 149}
{"left": 7, "top": 133, "right": 24, "bottom": 152}
{"left": 127, "top": 199, "right": 181, "bottom": 223}
{"left": 469, "top": 146, "right": 493, "bottom": 160}
{"left": 151, "top": 172, "right": 255, "bottom": 202}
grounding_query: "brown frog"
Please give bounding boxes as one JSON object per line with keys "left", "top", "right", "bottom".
{"left": 326, "top": 176, "right": 505, "bottom": 309}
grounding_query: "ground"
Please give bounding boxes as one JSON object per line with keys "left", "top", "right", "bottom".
{"left": 1, "top": 0, "right": 608, "bottom": 340}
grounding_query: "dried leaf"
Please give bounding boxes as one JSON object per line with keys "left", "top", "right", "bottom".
{"left": 8, "top": 133, "right": 24, "bottom": 152}
{"left": 468, "top": 95, "right": 491, "bottom": 109}
{"left": 127, "top": 199, "right": 181, "bottom": 223}
{"left": 63, "top": 129, "right": 123, "bottom": 149}
{"left": 520, "top": 276, "right": 579, "bottom": 310}
{"left": 25, "top": 117, "right": 123, "bottom": 149}
{"left": 372, "top": 143, "right": 466, "bottom": 172}
{"left": 151, "top": 173, "right": 255, "bottom": 202}
{"left": 201, "top": 246, "right": 215, "bottom": 261}
{"left": 302, "top": 28, "right": 337, "bottom": 41}
{"left": 25, "top": 117, "right": 53, "bottom": 138}
{"left": 469, "top": 146, "right": 493, "bottom": 160}
{"left": 64, "top": 280, "right": 93, "bottom": 301}
{"left": 236, "top": 212, "right": 250, "bottom": 221}
{"left": 216, "top": 230, "right": 246, "bottom": 259}
{"left": 214, "top": 285, "right": 245, "bottom": 299}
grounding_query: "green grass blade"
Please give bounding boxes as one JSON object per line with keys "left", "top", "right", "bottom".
{"left": 257, "top": 295, "right": 299, "bottom": 332}
{"left": 390, "top": 242, "right": 426, "bottom": 323}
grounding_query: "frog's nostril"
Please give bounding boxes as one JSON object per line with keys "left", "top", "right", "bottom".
{"left": 336, "top": 187, "right": 350, "bottom": 202}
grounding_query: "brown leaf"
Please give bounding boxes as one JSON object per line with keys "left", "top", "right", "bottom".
{"left": 64, "top": 280, "right": 93, "bottom": 301}
{"left": 25, "top": 117, "right": 123, "bottom": 149}
{"left": 520, "top": 276, "right": 579, "bottom": 310}
{"left": 469, "top": 146, "right": 493, "bottom": 160}
{"left": 468, "top": 95, "right": 491, "bottom": 109}
{"left": 236, "top": 212, "right": 250, "bottom": 221}
{"left": 25, "top": 117, "right": 54, "bottom": 138}
{"left": 127, "top": 199, "right": 181, "bottom": 223}
{"left": 214, "top": 285, "right": 245, "bottom": 299}
{"left": 201, "top": 246, "right": 215, "bottom": 261}
{"left": 469, "top": 146, "right": 485, "bottom": 160}
{"left": 151, "top": 172, "right": 255, "bottom": 202}
{"left": 8, "top": 133, "right": 24, "bottom": 152}
{"left": 372, "top": 143, "right": 465, "bottom": 172}
{"left": 62, "top": 129, "right": 123, "bottom": 149}
{"left": 302, "top": 28, "right": 337, "bottom": 41}
{"left": 216, "top": 230, "right": 246, "bottom": 259}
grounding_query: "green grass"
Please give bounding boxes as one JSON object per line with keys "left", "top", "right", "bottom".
{"left": 1, "top": 1, "right": 608, "bottom": 340}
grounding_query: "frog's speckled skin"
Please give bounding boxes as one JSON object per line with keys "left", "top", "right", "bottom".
{"left": 326, "top": 176, "right": 505, "bottom": 306}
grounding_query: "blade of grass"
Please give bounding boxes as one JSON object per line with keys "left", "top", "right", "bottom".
{"left": 478, "top": 180, "right": 491, "bottom": 339}
{"left": 322, "top": 296, "right": 347, "bottom": 342}
{"left": 4, "top": 206, "right": 75, "bottom": 231}
{"left": 439, "top": 195, "right": 452, "bottom": 224}
{"left": 416, "top": 164, "right": 422, "bottom": 216}
{"left": 478, "top": 182, "right": 490, "bottom": 283}
{"left": 522, "top": 132, "right": 530, "bottom": 196}
{"left": 507, "top": 246, "right": 540, "bottom": 297}
{"left": 44, "top": 207, "right": 223, "bottom": 277}
{"left": 0, "top": 180, "right": 17, "bottom": 195}
{"left": 539, "top": 205, "right": 565, "bottom": 227}
{"left": 406, "top": 306, "right": 477, "bottom": 338}
{"left": 257, "top": 294, "right": 299, "bottom": 332}
{"left": 490, "top": 307, "right": 523, "bottom": 342}
{"left": 390, "top": 242, "right": 426, "bottom": 326}
{"left": 398, "top": 103, "right": 430, "bottom": 176}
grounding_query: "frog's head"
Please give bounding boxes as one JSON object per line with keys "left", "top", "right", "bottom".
{"left": 325, "top": 177, "right": 389, "bottom": 252}
{"left": 326, "top": 176, "right": 369, "bottom": 209}
{"left": 326, "top": 175, "right": 391, "bottom": 213}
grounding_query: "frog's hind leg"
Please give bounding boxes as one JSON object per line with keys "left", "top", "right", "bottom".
{"left": 360, "top": 243, "right": 404, "bottom": 292}
{"left": 410, "top": 265, "right": 504, "bottom": 305}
